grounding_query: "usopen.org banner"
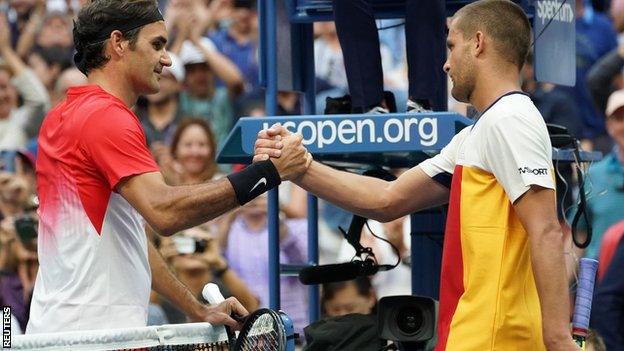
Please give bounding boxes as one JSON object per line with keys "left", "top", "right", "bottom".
{"left": 239, "top": 113, "right": 470, "bottom": 154}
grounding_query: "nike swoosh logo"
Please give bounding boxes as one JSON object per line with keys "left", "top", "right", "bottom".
{"left": 250, "top": 177, "right": 267, "bottom": 194}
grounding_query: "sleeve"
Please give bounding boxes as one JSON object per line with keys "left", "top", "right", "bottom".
{"left": 482, "top": 114, "right": 555, "bottom": 203}
{"left": 418, "top": 127, "right": 467, "bottom": 188}
{"left": 80, "top": 105, "right": 160, "bottom": 190}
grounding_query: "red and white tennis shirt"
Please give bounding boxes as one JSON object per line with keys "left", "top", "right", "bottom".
{"left": 27, "top": 85, "right": 160, "bottom": 334}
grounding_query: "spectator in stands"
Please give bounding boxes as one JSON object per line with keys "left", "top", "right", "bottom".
{"left": 321, "top": 277, "right": 377, "bottom": 318}
{"left": 561, "top": 0, "right": 618, "bottom": 152}
{"left": 51, "top": 67, "right": 87, "bottom": 106}
{"left": 330, "top": 0, "right": 446, "bottom": 113}
{"left": 0, "top": 155, "right": 38, "bottom": 333}
{"left": 305, "top": 276, "right": 383, "bottom": 350}
{"left": 136, "top": 53, "right": 185, "bottom": 149}
{"left": 591, "top": 236, "right": 624, "bottom": 350}
{"left": 17, "top": 10, "right": 73, "bottom": 60}
{"left": 177, "top": 35, "right": 244, "bottom": 145}
{"left": 570, "top": 89, "right": 624, "bottom": 259}
{"left": 586, "top": 39, "right": 624, "bottom": 129}
{"left": 0, "top": 15, "right": 49, "bottom": 148}
{"left": 157, "top": 226, "right": 260, "bottom": 323}
{"left": 5, "top": 0, "right": 39, "bottom": 47}
{"left": 159, "top": 118, "right": 219, "bottom": 186}
{"left": 27, "top": 46, "right": 72, "bottom": 104}
{"left": 12, "top": 0, "right": 44, "bottom": 58}
{"left": 597, "top": 220, "right": 624, "bottom": 279}
{"left": 223, "top": 193, "right": 308, "bottom": 333}
{"left": 209, "top": 0, "right": 259, "bottom": 92}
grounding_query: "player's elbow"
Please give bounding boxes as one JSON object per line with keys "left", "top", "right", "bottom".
{"left": 530, "top": 221, "right": 563, "bottom": 246}
{"left": 144, "top": 201, "right": 181, "bottom": 236}
{"left": 371, "top": 210, "right": 396, "bottom": 223}
{"left": 370, "top": 199, "right": 401, "bottom": 223}
{"left": 147, "top": 216, "right": 179, "bottom": 237}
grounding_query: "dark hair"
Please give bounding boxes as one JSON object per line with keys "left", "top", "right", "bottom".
{"left": 170, "top": 118, "right": 218, "bottom": 181}
{"left": 321, "top": 276, "right": 376, "bottom": 316}
{"left": 454, "top": 0, "right": 531, "bottom": 70}
{"left": 72, "top": 0, "right": 160, "bottom": 74}
{"left": 32, "top": 45, "right": 73, "bottom": 71}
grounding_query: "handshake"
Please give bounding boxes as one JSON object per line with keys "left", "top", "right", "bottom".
{"left": 253, "top": 123, "right": 312, "bottom": 181}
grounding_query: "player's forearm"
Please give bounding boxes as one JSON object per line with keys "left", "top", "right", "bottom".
{"left": 295, "top": 161, "right": 397, "bottom": 222}
{"left": 153, "top": 178, "right": 239, "bottom": 236}
{"left": 148, "top": 241, "right": 205, "bottom": 321}
{"left": 529, "top": 226, "right": 572, "bottom": 347}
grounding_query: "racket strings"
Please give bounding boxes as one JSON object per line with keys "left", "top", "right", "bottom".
{"left": 237, "top": 314, "right": 284, "bottom": 351}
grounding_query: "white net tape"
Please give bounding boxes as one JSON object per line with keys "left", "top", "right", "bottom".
{"left": 11, "top": 323, "right": 229, "bottom": 351}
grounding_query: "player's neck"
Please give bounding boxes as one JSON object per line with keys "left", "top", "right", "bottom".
{"left": 471, "top": 71, "right": 522, "bottom": 113}
{"left": 87, "top": 69, "right": 138, "bottom": 107}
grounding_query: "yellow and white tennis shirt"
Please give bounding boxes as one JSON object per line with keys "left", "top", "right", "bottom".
{"left": 419, "top": 92, "right": 554, "bottom": 350}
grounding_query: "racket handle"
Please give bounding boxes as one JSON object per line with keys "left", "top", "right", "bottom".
{"left": 202, "top": 283, "right": 225, "bottom": 304}
{"left": 202, "top": 283, "right": 237, "bottom": 344}
{"left": 572, "top": 258, "right": 599, "bottom": 349}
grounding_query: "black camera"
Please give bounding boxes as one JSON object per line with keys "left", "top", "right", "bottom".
{"left": 14, "top": 214, "right": 38, "bottom": 251}
{"left": 377, "top": 296, "right": 438, "bottom": 351}
{"left": 172, "top": 236, "right": 209, "bottom": 254}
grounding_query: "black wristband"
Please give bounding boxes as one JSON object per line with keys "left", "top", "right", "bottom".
{"left": 227, "top": 160, "right": 281, "bottom": 205}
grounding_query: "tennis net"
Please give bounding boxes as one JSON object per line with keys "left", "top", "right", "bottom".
{"left": 11, "top": 323, "right": 231, "bottom": 351}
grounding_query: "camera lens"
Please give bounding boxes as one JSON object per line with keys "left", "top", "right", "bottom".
{"left": 396, "top": 307, "right": 424, "bottom": 335}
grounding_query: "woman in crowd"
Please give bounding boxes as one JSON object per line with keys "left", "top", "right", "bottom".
{"left": 321, "top": 276, "right": 377, "bottom": 318}
{"left": 160, "top": 117, "right": 219, "bottom": 186}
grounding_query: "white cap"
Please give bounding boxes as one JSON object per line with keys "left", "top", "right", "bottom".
{"left": 163, "top": 52, "right": 185, "bottom": 82}
{"left": 606, "top": 89, "right": 624, "bottom": 117}
{"left": 179, "top": 38, "right": 217, "bottom": 66}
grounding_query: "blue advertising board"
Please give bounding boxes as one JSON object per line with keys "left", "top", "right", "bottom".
{"left": 216, "top": 113, "right": 473, "bottom": 165}
{"left": 533, "top": 0, "right": 576, "bottom": 86}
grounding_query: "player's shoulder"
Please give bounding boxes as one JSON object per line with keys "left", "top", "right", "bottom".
{"left": 76, "top": 92, "right": 139, "bottom": 129}
{"left": 480, "top": 92, "right": 545, "bottom": 130}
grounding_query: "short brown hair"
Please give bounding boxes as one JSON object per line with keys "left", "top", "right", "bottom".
{"left": 454, "top": 0, "right": 531, "bottom": 69}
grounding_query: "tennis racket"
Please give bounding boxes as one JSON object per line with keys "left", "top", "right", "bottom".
{"left": 234, "top": 308, "right": 294, "bottom": 351}
{"left": 202, "top": 283, "right": 296, "bottom": 351}
{"left": 572, "top": 258, "right": 599, "bottom": 350}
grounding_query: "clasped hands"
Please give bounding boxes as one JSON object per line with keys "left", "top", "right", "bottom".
{"left": 254, "top": 123, "right": 312, "bottom": 181}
